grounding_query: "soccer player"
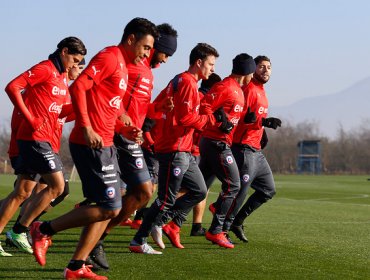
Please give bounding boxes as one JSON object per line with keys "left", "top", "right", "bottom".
{"left": 226, "top": 55, "right": 281, "bottom": 243}
{"left": 0, "top": 37, "right": 86, "bottom": 256}
{"left": 199, "top": 53, "right": 256, "bottom": 249}
{"left": 129, "top": 43, "right": 219, "bottom": 254}
{"left": 4, "top": 59, "right": 86, "bottom": 252}
{"left": 27, "top": 18, "right": 158, "bottom": 279}
{"left": 87, "top": 23, "right": 178, "bottom": 270}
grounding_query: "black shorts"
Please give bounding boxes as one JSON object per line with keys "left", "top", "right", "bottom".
{"left": 114, "top": 134, "right": 151, "bottom": 190}
{"left": 69, "top": 143, "right": 122, "bottom": 210}
{"left": 143, "top": 147, "right": 159, "bottom": 184}
{"left": 17, "top": 140, "right": 63, "bottom": 175}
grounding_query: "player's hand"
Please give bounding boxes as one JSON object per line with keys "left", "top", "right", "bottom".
{"left": 30, "top": 117, "right": 48, "bottom": 132}
{"left": 120, "top": 126, "right": 143, "bottom": 144}
{"left": 118, "top": 113, "right": 132, "bottom": 126}
{"left": 243, "top": 107, "right": 257, "bottom": 124}
{"left": 156, "top": 96, "right": 174, "bottom": 112}
{"left": 262, "top": 117, "right": 282, "bottom": 129}
{"left": 83, "top": 126, "right": 104, "bottom": 149}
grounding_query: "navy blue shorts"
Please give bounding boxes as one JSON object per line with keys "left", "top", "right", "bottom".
{"left": 114, "top": 134, "right": 151, "bottom": 190}
{"left": 17, "top": 140, "right": 63, "bottom": 175}
{"left": 69, "top": 142, "right": 122, "bottom": 210}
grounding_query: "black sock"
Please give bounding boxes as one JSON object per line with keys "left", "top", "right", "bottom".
{"left": 192, "top": 223, "right": 202, "bottom": 231}
{"left": 12, "top": 222, "right": 28, "bottom": 234}
{"left": 15, "top": 215, "right": 22, "bottom": 224}
{"left": 134, "top": 207, "right": 148, "bottom": 220}
{"left": 67, "top": 260, "right": 85, "bottom": 271}
{"left": 39, "top": 221, "right": 56, "bottom": 236}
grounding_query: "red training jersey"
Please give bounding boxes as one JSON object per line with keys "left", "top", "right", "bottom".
{"left": 232, "top": 78, "right": 268, "bottom": 149}
{"left": 153, "top": 71, "right": 211, "bottom": 153}
{"left": 11, "top": 60, "right": 68, "bottom": 142}
{"left": 201, "top": 76, "right": 245, "bottom": 146}
{"left": 69, "top": 45, "right": 129, "bottom": 147}
{"left": 122, "top": 58, "right": 153, "bottom": 128}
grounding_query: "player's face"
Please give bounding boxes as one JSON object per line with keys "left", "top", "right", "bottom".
{"left": 68, "top": 63, "right": 85, "bottom": 81}
{"left": 150, "top": 51, "right": 169, "bottom": 68}
{"left": 61, "top": 47, "right": 84, "bottom": 72}
{"left": 130, "top": 34, "right": 155, "bottom": 65}
{"left": 254, "top": 60, "right": 271, "bottom": 84}
{"left": 198, "top": 55, "right": 216, "bottom": 80}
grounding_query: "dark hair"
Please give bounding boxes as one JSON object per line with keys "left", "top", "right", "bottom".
{"left": 189, "top": 43, "right": 219, "bottom": 65}
{"left": 254, "top": 55, "right": 271, "bottom": 66}
{"left": 120, "top": 17, "right": 159, "bottom": 44}
{"left": 56, "top": 36, "right": 87, "bottom": 56}
{"left": 199, "top": 73, "right": 222, "bottom": 94}
{"left": 156, "top": 23, "right": 178, "bottom": 38}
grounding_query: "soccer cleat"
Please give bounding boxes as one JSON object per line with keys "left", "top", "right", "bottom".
{"left": 85, "top": 256, "right": 102, "bottom": 271}
{"left": 90, "top": 241, "right": 109, "bottom": 270}
{"left": 151, "top": 225, "right": 165, "bottom": 249}
{"left": 162, "top": 222, "right": 184, "bottom": 249}
{"left": 225, "top": 233, "right": 234, "bottom": 244}
{"left": 8, "top": 229, "right": 33, "bottom": 254}
{"left": 119, "top": 218, "right": 133, "bottom": 227}
{"left": 130, "top": 219, "right": 142, "bottom": 230}
{"left": 190, "top": 226, "right": 206, "bottom": 236}
{"left": 5, "top": 231, "right": 16, "bottom": 247}
{"left": 129, "top": 240, "right": 162, "bottom": 255}
{"left": 230, "top": 224, "right": 248, "bottom": 243}
{"left": 205, "top": 231, "right": 234, "bottom": 249}
{"left": 30, "top": 221, "right": 51, "bottom": 266}
{"left": 63, "top": 264, "right": 108, "bottom": 279}
{"left": 0, "top": 242, "right": 12, "bottom": 257}
{"left": 208, "top": 203, "right": 216, "bottom": 215}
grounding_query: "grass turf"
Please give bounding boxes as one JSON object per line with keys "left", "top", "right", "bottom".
{"left": 0, "top": 174, "right": 369, "bottom": 279}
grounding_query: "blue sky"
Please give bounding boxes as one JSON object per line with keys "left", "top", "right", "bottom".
{"left": 1, "top": 0, "right": 369, "bottom": 120}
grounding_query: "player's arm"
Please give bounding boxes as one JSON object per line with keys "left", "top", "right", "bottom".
{"left": 69, "top": 73, "right": 103, "bottom": 148}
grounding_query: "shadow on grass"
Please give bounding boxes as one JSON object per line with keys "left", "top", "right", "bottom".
{"left": 0, "top": 267, "right": 62, "bottom": 279}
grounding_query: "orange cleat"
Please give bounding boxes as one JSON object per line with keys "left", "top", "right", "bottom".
{"left": 162, "top": 221, "right": 184, "bottom": 249}
{"left": 63, "top": 264, "right": 108, "bottom": 279}
{"left": 205, "top": 231, "right": 234, "bottom": 249}
{"left": 30, "top": 221, "right": 52, "bottom": 266}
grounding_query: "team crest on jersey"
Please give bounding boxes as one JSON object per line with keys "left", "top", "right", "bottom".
{"left": 106, "top": 187, "right": 116, "bottom": 199}
{"left": 48, "top": 160, "right": 56, "bottom": 170}
{"left": 173, "top": 167, "right": 181, "bottom": 176}
{"left": 226, "top": 156, "right": 234, "bottom": 164}
{"left": 242, "top": 174, "right": 250, "bottom": 182}
{"left": 135, "top": 158, "right": 143, "bottom": 169}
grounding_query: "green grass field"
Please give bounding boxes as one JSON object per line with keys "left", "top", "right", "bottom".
{"left": 0, "top": 174, "right": 369, "bottom": 279}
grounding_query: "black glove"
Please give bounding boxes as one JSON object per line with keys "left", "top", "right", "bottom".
{"left": 244, "top": 107, "right": 256, "bottom": 124}
{"left": 142, "top": 118, "right": 156, "bottom": 132}
{"left": 260, "top": 129, "right": 268, "bottom": 149}
{"left": 219, "top": 121, "right": 234, "bottom": 134}
{"left": 213, "top": 107, "right": 234, "bottom": 134}
{"left": 213, "top": 107, "right": 227, "bottom": 123}
{"left": 262, "top": 117, "right": 282, "bottom": 129}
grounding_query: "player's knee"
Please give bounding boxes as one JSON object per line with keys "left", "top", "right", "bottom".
{"left": 100, "top": 208, "right": 121, "bottom": 219}
{"left": 137, "top": 181, "right": 154, "bottom": 202}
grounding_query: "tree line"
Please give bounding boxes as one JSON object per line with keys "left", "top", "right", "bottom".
{"left": 1, "top": 119, "right": 370, "bottom": 175}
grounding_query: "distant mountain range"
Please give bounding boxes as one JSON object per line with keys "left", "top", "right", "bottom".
{"left": 270, "top": 77, "right": 370, "bottom": 139}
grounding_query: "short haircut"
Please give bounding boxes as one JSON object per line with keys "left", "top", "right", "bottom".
{"left": 254, "top": 55, "right": 271, "bottom": 65}
{"left": 57, "top": 36, "right": 87, "bottom": 56}
{"left": 189, "top": 43, "right": 219, "bottom": 65}
{"left": 120, "top": 17, "right": 159, "bottom": 44}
